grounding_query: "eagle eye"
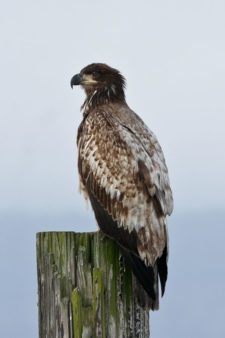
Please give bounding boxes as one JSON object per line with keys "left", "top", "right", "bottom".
{"left": 92, "top": 71, "right": 100, "bottom": 78}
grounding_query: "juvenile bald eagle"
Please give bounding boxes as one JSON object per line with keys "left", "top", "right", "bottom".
{"left": 71, "top": 63, "right": 173, "bottom": 310}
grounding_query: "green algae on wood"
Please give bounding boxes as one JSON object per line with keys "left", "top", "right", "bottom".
{"left": 37, "top": 231, "right": 149, "bottom": 338}
{"left": 71, "top": 288, "right": 82, "bottom": 338}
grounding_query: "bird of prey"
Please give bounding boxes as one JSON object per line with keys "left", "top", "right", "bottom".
{"left": 71, "top": 63, "right": 173, "bottom": 310}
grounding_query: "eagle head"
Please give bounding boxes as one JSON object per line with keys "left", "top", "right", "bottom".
{"left": 71, "top": 63, "right": 126, "bottom": 104}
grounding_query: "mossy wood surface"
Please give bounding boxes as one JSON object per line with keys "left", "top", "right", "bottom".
{"left": 37, "top": 231, "right": 149, "bottom": 338}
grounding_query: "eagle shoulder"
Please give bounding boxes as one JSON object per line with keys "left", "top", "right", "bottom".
{"left": 106, "top": 104, "right": 174, "bottom": 216}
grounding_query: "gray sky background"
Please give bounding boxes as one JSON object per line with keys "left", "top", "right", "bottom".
{"left": 0, "top": 1, "right": 225, "bottom": 337}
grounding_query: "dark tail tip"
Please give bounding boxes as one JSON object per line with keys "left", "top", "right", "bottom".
{"left": 121, "top": 249, "right": 159, "bottom": 310}
{"left": 157, "top": 245, "right": 168, "bottom": 296}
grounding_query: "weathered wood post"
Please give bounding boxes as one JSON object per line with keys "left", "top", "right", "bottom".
{"left": 37, "top": 231, "right": 149, "bottom": 338}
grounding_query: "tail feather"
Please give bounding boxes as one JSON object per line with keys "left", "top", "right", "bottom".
{"left": 87, "top": 189, "right": 168, "bottom": 310}
{"left": 157, "top": 245, "right": 168, "bottom": 296}
{"left": 121, "top": 249, "right": 159, "bottom": 310}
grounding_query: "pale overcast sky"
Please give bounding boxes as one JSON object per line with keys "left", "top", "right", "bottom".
{"left": 0, "top": 1, "right": 225, "bottom": 337}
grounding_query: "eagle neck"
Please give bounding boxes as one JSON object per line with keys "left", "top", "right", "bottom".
{"left": 81, "top": 86, "right": 125, "bottom": 114}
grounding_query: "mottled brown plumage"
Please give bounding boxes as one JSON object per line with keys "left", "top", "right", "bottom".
{"left": 71, "top": 63, "right": 173, "bottom": 310}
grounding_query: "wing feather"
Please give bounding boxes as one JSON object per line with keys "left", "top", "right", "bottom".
{"left": 78, "top": 108, "right": 173, "bottom": 266}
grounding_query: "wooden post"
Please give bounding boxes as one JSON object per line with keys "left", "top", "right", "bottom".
{"left": 36, "top": 232, "right": 150, "bottom": 338}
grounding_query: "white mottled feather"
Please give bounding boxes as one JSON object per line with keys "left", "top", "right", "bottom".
{"left": 78, "top": 103, "right": 173, "bottom": 266}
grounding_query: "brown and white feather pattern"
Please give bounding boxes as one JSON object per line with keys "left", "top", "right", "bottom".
{"left": 77, "top": 102, "right": 173, "bottom": 266}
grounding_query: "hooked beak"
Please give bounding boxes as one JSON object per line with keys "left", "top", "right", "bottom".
{"left": 70, "top": 73, "right": 82, "bottom": 88}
